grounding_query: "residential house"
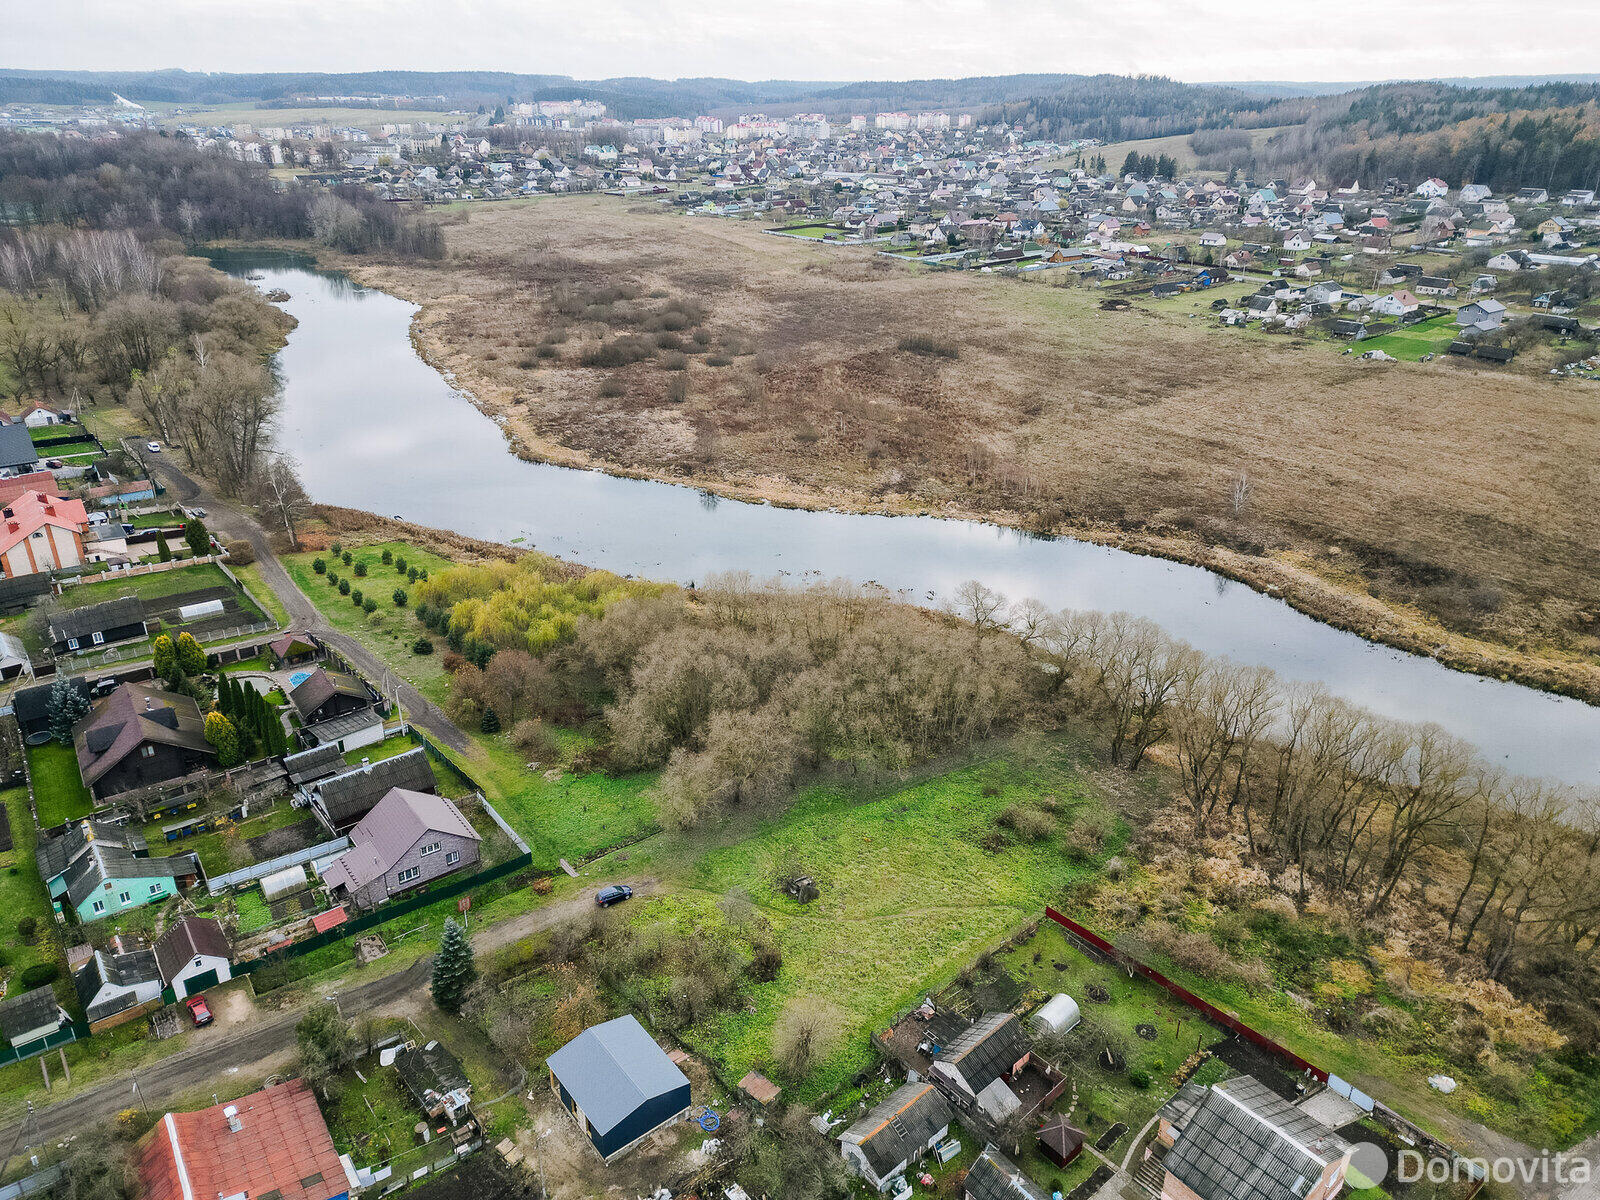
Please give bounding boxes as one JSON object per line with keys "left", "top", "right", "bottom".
{"left": 304, "top": 746, "right": 437, "bottom": 832}
{"left": 0, "top": 491, "right": 90, "bottom": 578}
{"left": 1415, "top": 276, "right": 1457, "bottom": 297}
{"left": 73, "top": 942, "right": 163, "bottom": 1030}
{"left": 1456, "top": 298, "right": 1506, "bottom": 329}
{"left": 0, "top": 425, "right": 40, "bottom": 477}
{"left": 289, "top": 665, "right": 383, "bottom": 751}
{"left": 838, "top": 1081, "right": 953, "bottom": 1191}
{"left": 0, "top": 986, "right": 70, "bottom": 1054}
{"left": 18, "top": 403, "right": 68, "bottom": 427}
{"left": 1157, "top": 1075, "right": 1353, "bottom": 1200}
{"left": 547, "top": 1015, "right": 692, "bottom": 1162}
{"left": 322, "top": 788, "right": 481, "bottom": 909}
{"left": 37, "top": 818, "right": 200, "bottom": 921}
{"left": 282, "top": 743, "right": 345, "bottom": 788}
{"left": 1486, "top": 250, "right": 1529, "bottom": 272}
{"left": 964, "top": 1146, "right": 1048, "bottom": 1200}
{"left": 930, "top": 1012, "right": 1027, "bottom": 1120}
{"left": 48, "top": 596, "right": 148, "bottom": 655}
{"left": 1370, "top": 290, "right": 1420, "bottom": 317}
{"left": 73, "top": 681, "right": 217, "bottom": 803}
{"left": 136, "top": 1081, "right": 351, "bottom": 1200}
{"left": 0, "top": 630, "right": 31, "bottom": 681}
{"left": 154, "top": 915, "right": 232, "bottom": 999}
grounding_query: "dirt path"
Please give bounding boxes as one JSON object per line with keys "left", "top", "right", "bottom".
{"left": 127, "top": 443, "right": 468, "bottom": 752}
{"left": 0, "top": 878, "right": 654, "bottom": 1150}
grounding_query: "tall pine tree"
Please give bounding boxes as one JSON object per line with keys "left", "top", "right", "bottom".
{"left": 431, "top": 918, "right": 477, "bottom": 1013}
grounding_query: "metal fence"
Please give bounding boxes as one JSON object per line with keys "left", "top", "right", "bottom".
{"left": 208, "top": 835, "right": 351, "bottom": 894}
{"left": 0, "top": 1164, "right": 63, "bottom": 1200}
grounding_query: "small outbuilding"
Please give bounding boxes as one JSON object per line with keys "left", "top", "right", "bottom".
{"left": 155, "top": 916, "right": 233, "bottom": 1000}
{"left": 1030, "top": 992, "right": 1081, "bottom": 1036}
{"left": 1037, "top": 1116, "right": 1088, "bottom": 1168}
{"left": 547, "top": 1015, "right": 690, "bottom": 1162}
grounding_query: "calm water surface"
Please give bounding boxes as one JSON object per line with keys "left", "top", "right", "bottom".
{"left": 227, "top": 254, "right": 1599, "bottom": 787}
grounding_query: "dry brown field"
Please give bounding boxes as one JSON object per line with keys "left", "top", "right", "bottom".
{"left": 344, "top": 194, "right": 1600, "bottom": 699}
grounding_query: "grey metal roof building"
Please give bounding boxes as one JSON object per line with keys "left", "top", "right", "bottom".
{"left": 1165, "top": 1076, "right": 1352, "bottom": 1200}
{"left": 963, "top": 1145, "right": 1048, "bottom": 1200}
{"left": 283, "top": 743, "right": 345, "bottom": 786}
{"left": 839, "top": 1081, "right": 952, "bottom": 1190}
{"left": 0, "top": 424, "right": 40, "bottom": 474}
{"left": 73, "top": 947, "right": 162, "bottom": 1024}
{"left": 932, "top": 1011, "right": 1023, "bottom": 1099}
{"left": 0, "top": 985, "right": 65, "bottom": 1049}
{"left": 305, "top": 747, "right": 436, "bottom": 830}
{"left": 546, "top": 1015, "right": 690, "bottom": 1162}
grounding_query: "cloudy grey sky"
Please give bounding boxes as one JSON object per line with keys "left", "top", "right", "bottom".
{"left": 7, "top": 0, "right": 1596, "bottom": 83}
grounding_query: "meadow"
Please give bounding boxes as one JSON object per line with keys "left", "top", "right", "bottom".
{"left": 341, "top": 194, "right": 1600, "bottom": 697}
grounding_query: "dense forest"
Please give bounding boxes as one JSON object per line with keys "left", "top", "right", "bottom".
{"left": 981, "top": 75, "right": 1286, "bottom": 143}
{"left": 0, "top": 132, "right": 444, "bottom": 256}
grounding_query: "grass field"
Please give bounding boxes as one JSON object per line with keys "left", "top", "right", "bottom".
{"left": 343, "top": 194, "right": 1600, "bottom": 690}
{"left": 28, "top": 741, "right": 94, "bottom": 827}
{"left": 232, "top": 562, "right": 290, "bottom": 626}
{"left": 589, "top": 739, "right": 1136, "bottom": 1102}
{"left": 58, "top": 562, "right": 234, "bottom": 609}
{"left": 153, "top": 103, "right": 468, "bottom": 130}
{"left": 0, "top": 787, "right": 66, "bottom": 980}
{"left": 1357, "top": 314, "right": 1462, "bottom": 361}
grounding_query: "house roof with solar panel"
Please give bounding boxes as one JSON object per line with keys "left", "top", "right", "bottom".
{"left": 1163, "top": 1075, "right": 1354, "bottom": 1200}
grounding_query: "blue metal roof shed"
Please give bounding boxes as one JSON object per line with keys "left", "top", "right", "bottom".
{"left": 547, "top": 1015, "right": 691, "bottom": 1161}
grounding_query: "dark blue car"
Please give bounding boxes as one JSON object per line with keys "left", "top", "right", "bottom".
{"left": 595, "top": 884, "right": 633, "bottom": 907}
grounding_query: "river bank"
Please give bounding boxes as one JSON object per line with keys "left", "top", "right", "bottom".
{"left": 309, "top": 241, "right": 1600, "bottom": 709}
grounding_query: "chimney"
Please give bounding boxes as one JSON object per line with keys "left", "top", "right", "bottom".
{"left": 223, "top": 1105, "right": 242, "bottom": 1133}
{"left": 145, "top": 697, "right": 154, "bottom": 711}
{"left": 361, "top": 757, "right": 370, "bottom": 767}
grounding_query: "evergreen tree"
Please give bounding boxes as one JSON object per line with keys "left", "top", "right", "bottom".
{"left": 480, "top": 707, "right": 500, "bottom": 734}
{"left": 183, "top": 519, "right": 210, "bottom": 558}
{"left": 156, "top": 532, "right": 171, "bottom": 562}
{"left": 431, "top": 918, "right": 477, "bottom": 1013}
{"left": 152, "top": 634, "right": 176, "bottom": 679}
{"left": 47, "top": 676, "right": 90, "bottom": 744}
{"left": 175, "top": 632, "right": 205, "bottom": 675}
{"left": 204, "top": 711, "right": 241, "bottom": 767}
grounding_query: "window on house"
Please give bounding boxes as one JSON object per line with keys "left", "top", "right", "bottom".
{"left": 151, "top": 884, "right": 164, "bottom": 895}
{"left": 118, "top": 891, "right": 131, "bottom": 904}
{"left": 92, "top": 900, "right": 105, "bottom": 914}
{"left": 397, "top": 866, "right": 420, "bottom": 884}
{"left": 445, "top": 851, "right": 460, "bottom": 866}
{"left": 92, "top": 631, "right": 104, "bottom": 645}
{"left": 419, "top": 841, "right": 440, "bottom": 857}
{"left": 140, "top": 745, "right": 156, "bottom": 758}
{"left": 67, "top": 638, "right": 79, "bottom": 650}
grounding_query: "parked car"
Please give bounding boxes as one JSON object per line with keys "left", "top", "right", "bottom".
{"left": 146, "top": 441, "right": 162, "bottom": 452}
{"left": 185, "top": 994, "right": 213, "bottom": 1027}
{"left": 44, "top": 459, "right": 62, "bottom": 469}
{"left": 595, "top": 884, "right": 633, "bottom": 908}
{"left": 189, "top": 507, "right": 207, "bottom": 518}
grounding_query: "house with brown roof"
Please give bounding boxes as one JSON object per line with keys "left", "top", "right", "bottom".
{"left": 154, "top": 915, "right": 232, "bottom": 999}
{"left": 289, "top": 665, "right": 383, "bottom": 751}
{"left": 322, "top": 788, "right": 480, "bottom": 909}
{"left": 269, "top": 631, "right": 320, "bottom": 668}
{"left": 137, "top": 1081, "right": 351, "bottom": 1200}
{"left": 73, "top": 681, "right": 216, "bottom": 803}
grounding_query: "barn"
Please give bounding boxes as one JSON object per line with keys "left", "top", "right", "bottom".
{"left": 547, "top": 1015, "right": 691, "bottom": 1162}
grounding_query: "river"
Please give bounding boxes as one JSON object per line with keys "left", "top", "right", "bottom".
{"left": 222, "top": 252, "right": 1598, "bottom": 787}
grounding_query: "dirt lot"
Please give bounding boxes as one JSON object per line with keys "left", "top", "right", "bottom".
{"left": 343, "top": 195, "right": 1600, "bottom": 699}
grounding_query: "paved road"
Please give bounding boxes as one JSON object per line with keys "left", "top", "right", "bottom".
{"left": 0, "top": 881, "right": 653, "bottom": 1151}
{"left": 127, "top": 443, "right": 467, "bottom": 752}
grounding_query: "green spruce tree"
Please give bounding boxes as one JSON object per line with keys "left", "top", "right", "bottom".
{"left": 47, "top": 676, "right": 90, "bottom": 744}
{"left": 431, "top": 918, "right": 477, "bottom": 1013}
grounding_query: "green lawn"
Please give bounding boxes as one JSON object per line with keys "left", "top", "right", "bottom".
{"left": 1357, "top": 314, "right": 1460, "bottom": 361}
{"left": 0, "top": 786, "right": 67, "bottom": 979}
{"left": 231, "top": 562, "right": 290, "bottom": 626}
{"left": 58, "top": 562, "right": 235, "bottom": 609}
{"left": 37, "top": 440, "right": 102, "bottom": 460}
{"left": 127, "top": 510, "right": 184, "bottom": 529}
{"left": 27, "top": 741, "right": 94, "bottom": 827}
{"left": 28, "top": 424, "right": 87, "bottom": 444}
{"left": 593, "top": 740, "right": 1131, "bottom": 1102}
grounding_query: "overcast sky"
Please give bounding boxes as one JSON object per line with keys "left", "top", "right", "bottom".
{"left": 7, "top": 0, "right": 1596, "bottom": 84}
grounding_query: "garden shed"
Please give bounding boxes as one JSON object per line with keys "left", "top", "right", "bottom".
{"left": 547, "top": 1015, "right": 690, "bottom": 1162}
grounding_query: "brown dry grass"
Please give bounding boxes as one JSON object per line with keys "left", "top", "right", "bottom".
{"left": 341, "top": 195, "right": 1600, "bottom": 699}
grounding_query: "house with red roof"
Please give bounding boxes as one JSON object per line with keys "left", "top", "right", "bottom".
{"left": 0, "top": 490, "right": 89, "bottom": 578}
{"left": 137, "top": 1080, "right": 352, "bottom": 1200}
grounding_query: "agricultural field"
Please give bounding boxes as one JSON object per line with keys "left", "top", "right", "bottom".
{"left": 344, "top": 194, "right": 1600, "bottom": 689}
{"left": 150, "top": 102, "right": 469, "bottom": 130}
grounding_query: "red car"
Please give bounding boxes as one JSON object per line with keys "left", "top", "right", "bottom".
{"left": 185, "top": 994, "right": 213, "bottom": 1027}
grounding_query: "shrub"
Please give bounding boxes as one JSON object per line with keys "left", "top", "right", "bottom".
{"left": 661, "top": 351, "right": 687, "bottom": 371}
{"left": 330, "top": 541, "right": 341, "bottom": 556}
{"left": 408, "top": 567, "right": 420, "bottom": 583}
{"left": 313, "top": 558, "right": 326, "bottom": 574}
{"left": 666, "top": 375, "right": 689, "bottom": 404}
{"left": 350, "top": 588, "right": 362, "bottom": 605}
{"left": 226, "top": 539, "right": 255, "bottom": 565}
{"left": 534, "top": 344, "right": 559, "bottom": 360}
{"left": 480, "top": 707, "right": 501, "bottom": 734}
{"left": 20, "top": 963, "right": 59, "bottom": 988}
{"left": 413, "top": 637, "right": 434, "bottom": 655}
{"left": 897, "top": 334, "right": 960, "bottom": 359}
{"left": 395, "top": 556, "right": 407, "bottom": 574}
{"left": 381, "top": 549, "right": 392, "bottom": 564}
{"left": 998, "top": 804, "right": 1054, "bottom": 842}
{"left": 362, "top": 598, "right": 378, "bottom": 614}
{"left": 341, "top": 550, "right": 352, "bottom": 565}
{"left": 510, "top": 718, "right": 557, "bottom": 759}
{"left": 598, "top": 377, "right": 625, "bottom": 398}
{"left": 338, "top": 579, "right": 350, "bottom": 595}
{"left": 353, "top": 561, "right": 367, "bottom": 577}
{"left": 16, "top": 916, "right": 37, "bottom": 943}
{"left": 1128, "top": 1069, "right": 1152, "bottom": 1089}
{"left": 393, "top": 589, "right": 408, "bottom": 607}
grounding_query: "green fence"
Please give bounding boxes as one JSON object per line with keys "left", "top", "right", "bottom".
{"left": 235, "top": 851, "right": 536, "bottom": 973}
{"left": 0, "top": 1022, "right": 83, "bottom": 1068}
